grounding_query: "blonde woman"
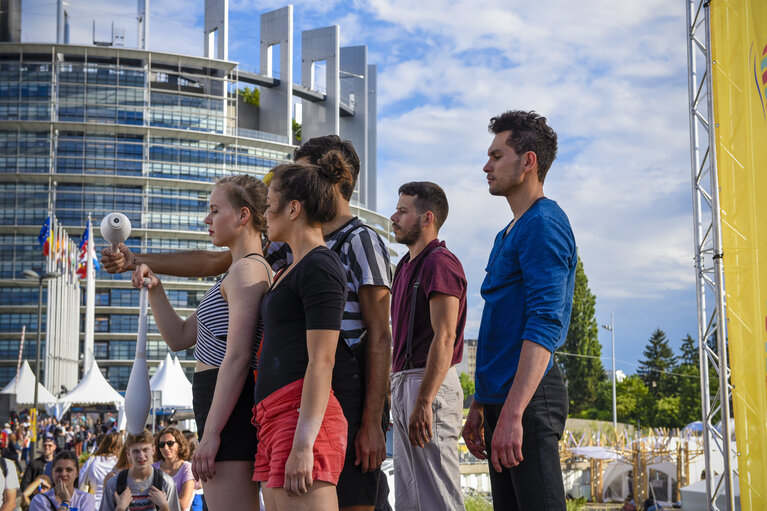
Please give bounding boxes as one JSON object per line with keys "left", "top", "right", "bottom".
{"left": 133, "top": 175, "right": 270, "bottom": 510}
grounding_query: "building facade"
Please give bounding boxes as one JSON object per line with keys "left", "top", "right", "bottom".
{"left": 0, "top": 4, "right": 390, "bottom": 392}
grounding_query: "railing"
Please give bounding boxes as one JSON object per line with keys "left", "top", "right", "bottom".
{"left": 235, "top": 128, "right": 289, "bottom": 144}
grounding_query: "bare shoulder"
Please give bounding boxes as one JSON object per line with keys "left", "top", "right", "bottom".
{"left": 223, "top": 256, "right": 270, "bottom": 289}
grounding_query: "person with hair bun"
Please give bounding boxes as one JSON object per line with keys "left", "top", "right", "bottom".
{"left": 131, "top": 174, "right": 270, "bottom": 511}
{"left": 253, "top": 152, "right": 350, "bottom": 510}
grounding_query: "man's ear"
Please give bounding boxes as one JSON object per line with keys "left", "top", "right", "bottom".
{"left": 523, "top": 151, "right": 539, "bottom": 176}
{"left": 422, "top": 211, "right": 436, "bottom": 228}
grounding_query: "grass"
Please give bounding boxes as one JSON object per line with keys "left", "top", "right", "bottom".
{"left": 465, "top": 495, "right": 493, "bottom": 511}
{"left": 566, "top": 497, "right": 587, "bottom": 511}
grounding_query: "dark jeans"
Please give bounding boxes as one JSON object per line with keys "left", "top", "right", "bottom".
{"left": 483, "top": 363, "right": 568, "bottom": 511}
{"left": 332, "top": 338, "right": 387, "bottom": 507}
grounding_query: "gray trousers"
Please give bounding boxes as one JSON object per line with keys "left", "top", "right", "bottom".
{"left": 391, "top": 366, "right": 464, "bottom": 511}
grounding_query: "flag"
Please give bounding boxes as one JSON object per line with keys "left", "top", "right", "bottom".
{"left": 77, "top": 218, "right": 99, "bottom": 278}
{"left": 38, "top": 217, "right": 51, "bottom": 255}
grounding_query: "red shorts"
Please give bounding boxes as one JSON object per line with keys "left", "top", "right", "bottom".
{"left": 253, "top": 378, "right": 347, "bottom": 488}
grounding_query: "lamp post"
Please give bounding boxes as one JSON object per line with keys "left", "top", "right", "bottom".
{"left": 23, "top": 269, "right": 60, "bottom": 460}
{"left": 601, "top": 313, "right": 617, "bottom": 430}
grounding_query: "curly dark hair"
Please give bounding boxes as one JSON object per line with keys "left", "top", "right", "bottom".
{"left": 488, "top": 110, "right": 558, "bottom": 184}
{"left": 293, "top": 135, "right": 360, "bottom": 201}
{"left": 154, "top": 426, "right": 192, "bottom": 462}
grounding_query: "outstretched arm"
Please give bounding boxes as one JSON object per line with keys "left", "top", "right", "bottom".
{"left": 355, "top": 285, "right": 391, "bottom": 472}
{"left": 102, "top": 244, "right": 231, "bottom": 277}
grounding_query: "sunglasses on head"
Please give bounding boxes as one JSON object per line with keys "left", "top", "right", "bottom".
{"left": 158, "top": 440, "right": 176, "bottom": 448}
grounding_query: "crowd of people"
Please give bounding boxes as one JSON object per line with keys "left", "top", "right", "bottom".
{"left": 0, "top": 422, "right": 204, "bottom": 511}
{"left": 5, "top": 108, "right": 578, "bottom": 511}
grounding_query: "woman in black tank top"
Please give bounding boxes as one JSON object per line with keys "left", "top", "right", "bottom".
{"left": 131, "top": 175, "right": 270, "bottom": 511}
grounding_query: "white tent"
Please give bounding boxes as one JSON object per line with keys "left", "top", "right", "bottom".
{"left": 0, "top": 359, "right": 58, "bottom": 406}
{"left": 58, "top": 360, "right": 124, "bottom": 417}
{"left": 150, "top": 353, "right": 192, "bottom": 409}
{"left": 149, "top": 356, "right": 167, "bottom": 387}
{"left": 680, "top": 474, "right": 741, "bottom": 510}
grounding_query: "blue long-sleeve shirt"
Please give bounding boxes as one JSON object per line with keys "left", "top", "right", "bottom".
{"left": 475, "top": 197, "right": 576, "bottom": 404}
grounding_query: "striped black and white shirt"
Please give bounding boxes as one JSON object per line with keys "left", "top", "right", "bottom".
{"left": 194, "top": 275, "right": 262, "bottom": 369}
{"left": 265, "top": 217, "right": 391, "bottom": 348}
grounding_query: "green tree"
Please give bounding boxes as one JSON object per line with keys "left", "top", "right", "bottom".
{"left": 559, "top": 256, "right": 605, "bottom": 413}
{"left": 238, "top": 86, "right": 260, "bottom": 106}
{"left": 675, "top": 363, "right": 701, "bottom": 426}
{"left": 459, "top": 372, "right": 475, "bottom": 398}
{"left": 679, "top": 333, "right": 697, "bottom": 366}
{"left": 637, "top": 328, "right": 677, "bottom": 397}
{"left": 595, "top": 375, "right": 653, "bottom": 427}
{"left": 655, "top": 395, "right": 683, "bottom": 427}
{"left": 675, "top": 334, "right": 702, "bottom": 426}
{"left": 292, "top": 119, "right": 302, "bottom": 143}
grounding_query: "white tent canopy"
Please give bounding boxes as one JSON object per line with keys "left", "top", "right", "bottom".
{"left": 680, "top": 474, "right": 741, "bottom": 510}
{"left": 149, "top": 355, "right": 167, "bottom": 387}
{"left": 58, "top": 360, "right": 124, "bottom": 417}
{"left": 150, "top": 353, "right": 192, "bottom": 409}
{"left": 0, "top": 359, "right": 58, "bottom": 406}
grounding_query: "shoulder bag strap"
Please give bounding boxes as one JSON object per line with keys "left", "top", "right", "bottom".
{"left": 116, "top": 468, "right": 129, "bottom": 496}
{"left": 403, "top": 245, "right": 443, "bottom": 370}
{"left": 42, "top": 493, "right": 58, "bottom": 510}
{"left": 152, "top": 468, "right": 165, "bottom": 510}
{"left": 331, "top": 223, "right": 374, "bottom": 256}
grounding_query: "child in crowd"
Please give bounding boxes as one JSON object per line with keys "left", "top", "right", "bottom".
{"left": 99, "top": 429, "right": 180, "bottom": 511}
{"left": 29, "top": 450, "right": 96, "bottom": 511}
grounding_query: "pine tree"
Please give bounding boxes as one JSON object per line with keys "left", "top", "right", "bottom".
{"left": 638, "top": 328, "right": 677, "bottom": 397}
{"left": 679, "top": 334, "right": 697, "bottom": 366}
{"left": 559, "top": 256, "right": 605, "bottom": 414}
{"left": 676, "top": 334, "right": 702, "bottom": 426}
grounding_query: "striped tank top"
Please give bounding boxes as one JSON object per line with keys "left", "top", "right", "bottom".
{"left": 194, "top": 268, "right": 264, "bottom": 370}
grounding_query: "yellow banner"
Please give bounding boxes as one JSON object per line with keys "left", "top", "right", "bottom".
{"left": 710, "top": 0, "right": 767, "bottom": 509}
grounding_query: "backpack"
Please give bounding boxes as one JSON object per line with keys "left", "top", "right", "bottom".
{"left": 115, "top": 468, "right": 165, "bottom": 510}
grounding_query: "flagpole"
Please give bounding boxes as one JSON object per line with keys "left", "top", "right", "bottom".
{"left": 84, "top": 215, "right": 95, "bottom": 372}
{"left": 14, "top": 326, "right": 26, "bottom": 394}
{"left": 43, "top": 218, "right": 57, "bottom": 389}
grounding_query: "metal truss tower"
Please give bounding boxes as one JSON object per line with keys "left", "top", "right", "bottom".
{"left": 685, "top": 1, "right": 736, "bottom": 509}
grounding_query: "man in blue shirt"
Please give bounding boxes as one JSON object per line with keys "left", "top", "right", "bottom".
{"left": 462, "top": 110, "right": 576, "bottom": 510}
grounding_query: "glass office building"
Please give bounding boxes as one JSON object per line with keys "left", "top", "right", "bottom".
{"left": 0, "top": 40, "right": 389, "bottom": 391}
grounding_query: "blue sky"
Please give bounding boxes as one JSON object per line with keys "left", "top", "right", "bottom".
{"left": 22, "top": 0, "right": 698, "bottom": 376}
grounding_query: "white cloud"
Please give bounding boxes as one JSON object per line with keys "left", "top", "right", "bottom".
{"left": 18, "top": 0, "right": 699, "bottom": 363}
{"left": 367, "top": 0, "right": 695, "bottom": 345}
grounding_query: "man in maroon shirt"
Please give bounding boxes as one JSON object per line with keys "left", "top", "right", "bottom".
{"left": 389, "top": 181, "right": 467, "bottom": 511}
